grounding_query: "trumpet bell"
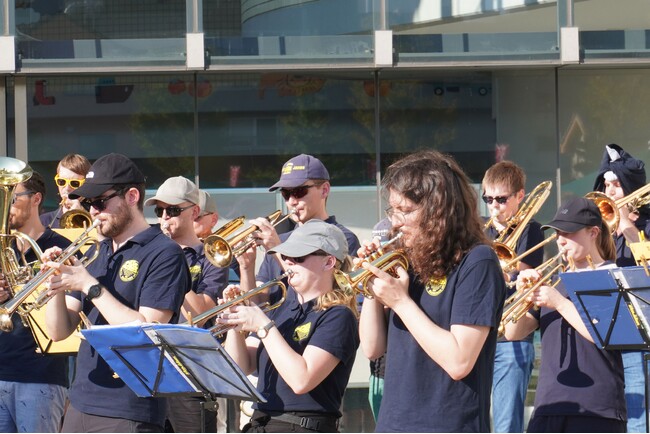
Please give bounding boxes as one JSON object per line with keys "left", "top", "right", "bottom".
{"left": 60, "top": 209, "right": 94, "bottom": 229}
{"left": 584, "top": 191, "right": 618, "bottom": 233}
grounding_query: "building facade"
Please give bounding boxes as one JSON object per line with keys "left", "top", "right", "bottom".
{"left": 1, "top": 0, "right": 649, "bottom": 430}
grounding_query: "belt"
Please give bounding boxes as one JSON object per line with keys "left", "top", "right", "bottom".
{"left": 254, "top": 411, "right": 339, "bottom": 432}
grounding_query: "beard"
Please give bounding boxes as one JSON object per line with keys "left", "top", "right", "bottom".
{"left": 99, "top": 200, "right": 133, "bottom": 239}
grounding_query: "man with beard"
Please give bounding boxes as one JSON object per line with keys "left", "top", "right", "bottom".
{"left": 0, "top": 172, "right": 72, "bottom": 432}
{"left": 44, "top": 153, "right": 190, "bottom": 433}
{"left": 146, "top": 176, "right": 228, "bottom": 433}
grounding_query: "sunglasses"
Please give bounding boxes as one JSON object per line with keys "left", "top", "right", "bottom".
{"left": 81, "top": 189, "right": 126, "bottom": 212}
{"left": 481, "top": 193, "right": 513, "bottom": 205}
{"left": 154, "top": 204, "right": 194, "bottom": 218}
{"left": 55, "top": 175, "right": 85, "bottom": 189}
{"left": 11, "top": 191, "right": 35, "bottom": 205}
{"left": 280, "top": 183, "right": 321, "bottom": 201}
{"left": 280, "top": 250, "right": 329, "bottom": 264}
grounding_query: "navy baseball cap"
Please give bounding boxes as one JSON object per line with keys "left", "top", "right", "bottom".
{"left": 269, "top": 154, "right": 330, "bottom": 191}
{"left": 69, "top": 153, "right": 146, "bottom": 199}
{"left": 542, "top": 197, "right": 602, "bottom": 233}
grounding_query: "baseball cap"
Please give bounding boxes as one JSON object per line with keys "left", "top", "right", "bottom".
{"left": 269, "top": 154, "right": 330, "bottom": 191}
{"left": 197, "top": 190, "right": 217, "bottom": 215}
{"left": 144, "top": 176, "right": 199, "bottom": 206}
{"left": 541, "top": 197, "right": 602, "bottom": 233}
{"left": 268, "top": 219, "right": 348, "bottom": 261}
{"left": 69, "top": 153, "right": 145, "bottom": 199}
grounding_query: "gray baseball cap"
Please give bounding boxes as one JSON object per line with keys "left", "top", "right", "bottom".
{"left": 144, "top": 176, "right": 199, "bottom": 206}
{"left": 268, "top": 219, "right": 348, "bottom": 261}
{"left": 197, "top": 190, "right": 218, "bottom": 215}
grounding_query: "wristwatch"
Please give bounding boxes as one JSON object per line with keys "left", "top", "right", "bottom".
{"left": 257, "top": 320, "right": 275, "bottom": 339}
{"left": 86, "top": 284, "right": 104, "bottom": 302}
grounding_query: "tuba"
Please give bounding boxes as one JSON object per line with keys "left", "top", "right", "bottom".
{"left": 334, "top": 233, "right": 409, "bottom": 299}
{"left": 204, "top": 209, "right": 295, "bottom": 268}
{"left": 585, "top": 182, "right": 650, "bottom": 233}
{"left": 491, "top": 181, "right": 553, "bottom": 265}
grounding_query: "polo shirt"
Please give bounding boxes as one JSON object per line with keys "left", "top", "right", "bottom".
{"left": 255, "top": 293, "right": 359, "bottom": 417}
{"left": 68, "top": 225, "right": 190, "bottom": 426}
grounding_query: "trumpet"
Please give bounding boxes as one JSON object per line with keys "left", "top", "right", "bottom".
{"left": 498, "top": 250, "right": 566, "bottom": 337}
{"left": 0, "top": 220, "right": 101, "bottom": 332}
{"left": 60, "top": 208, "right": 93, "bottom": 229}
{"left": 204, "top": 209, "right": 295, "bottom": 268}
{"left": 334, "top": 234, "right": 408, "bottom": 298}
{"left": 585, "top": 182, "right": 650, "bottom": 233}
{"left": 181, "top": 272, "right": 290, "bottom": 336}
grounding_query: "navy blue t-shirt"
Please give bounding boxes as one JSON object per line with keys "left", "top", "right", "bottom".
{"left": 255, "top": 290, "right": 359, "bottom": 416}
{"left": 68, "top": 225, "right": 189, "bottom": 426}
{"left": 256, "top": 216, "right": 360, "bottom": 285}
{"left": 376, "top": 244, "right": 506, "bottom": 433}
{"left": 487, "top": 219, "right": 544, "bottom": 343}
{"left": 532, "top": 270, "right": 627, "bottom": 422}
{"left": 184, "top": 243, "right": 229, "bottom": 302}
{"left": 0, "top": 228, "right": 71, "bottom": 386}
{"left": 40, "top": 207, "right": 62, "bottom": 229}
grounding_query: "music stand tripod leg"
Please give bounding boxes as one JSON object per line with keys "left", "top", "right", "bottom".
{"left": 200, "top": 394, "right": 218, "bottom": 433}
{"left": 645, "top": 353, "right": 650, "bottom": 433}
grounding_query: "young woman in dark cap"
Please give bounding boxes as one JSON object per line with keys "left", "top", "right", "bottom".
{"left": 218, "top": 219, "right": 359, "bottom": 433}
{"left": 593, "top": 143, "right": 650, "bottom": 432}
{"left": 503, "top": 197, "right": 626, "bottom": 433}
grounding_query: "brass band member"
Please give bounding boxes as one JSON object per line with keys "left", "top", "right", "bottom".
{"left": 219, "top": 220, "right": 359, "bottom": 433}
{"left": 145, "top": 176, "right": 229, "bottom": 433}
{"left": 40, "top": 153, "right": 91, "bottom": 229}
{"left": 482, "top": 161, "right": 544, "bottom": 433}
{"left": 504, "top": 197, "right": 626, "bottom": 433}
{"left": 593, "top": 144, "right": 650, "bottom": 433}
{"left": 359, "top": 150, "right": 506, "bottom": 432}
{"left": 0, "top": 172, "right": 72, "bottom": 433}
{"left": 44, "top": 154, "right": 190, "bottom": 433}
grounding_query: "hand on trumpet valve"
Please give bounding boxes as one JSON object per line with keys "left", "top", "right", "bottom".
{"left": 220, "top": 284, "right": 247, "bottom": 304}
{"left": 216, "top": 303, "right": 268, "bottom": 335}
{"left": 359, "top": 259, "right": 410, "bottom": 309}
{"left": 0, "top": 276, "right": 10, "bottom": 302}
{"left": 248, "top": 216, "right": 283, "bottom": 251}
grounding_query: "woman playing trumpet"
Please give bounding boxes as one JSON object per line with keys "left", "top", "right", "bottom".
{"left": 359, "top": 150, "right": 506, "bottom": 432}
{"left": 218, "top": 220, "right": 359, "bottom": 433}
{"left": 503, "top": 197, "right": 626, "bottom": 433}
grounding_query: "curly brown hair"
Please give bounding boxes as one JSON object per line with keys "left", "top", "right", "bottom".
{"left": 382, "top": 150, "right": 488, "bottom": 283}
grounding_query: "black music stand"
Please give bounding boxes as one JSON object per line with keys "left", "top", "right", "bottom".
{"left": 81, "top": 323, "right": 264, "bottom": 432}
{"left": 562, "top": 265, "right": 650, "bottom": 432}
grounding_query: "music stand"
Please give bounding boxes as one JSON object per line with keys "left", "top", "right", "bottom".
{"left": 562, "top": 265, "right": 650, "bottom": 432}
{"left": 82, "top": 323, "right": 265, "bottom": 432}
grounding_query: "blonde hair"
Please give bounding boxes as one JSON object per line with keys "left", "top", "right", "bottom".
{"left": 315, "top": 255, "right": 359, "bottom": 318}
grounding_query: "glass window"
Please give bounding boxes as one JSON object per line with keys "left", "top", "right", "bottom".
{"left": 15, "top": 1, "right": 186, "bottom": 67}
{"left": 389, "top": 0, "right": 559, "bottom": 62}
{"left": 204, "top": 0, "right": 375, "bottom": 65}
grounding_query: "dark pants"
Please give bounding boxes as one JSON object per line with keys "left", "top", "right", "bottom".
{"left": 62, "top": 405, "right": 163, "bottom": 433}
{"left": 527, "top": 414, "right": 627, "bottom": 433}
{"left": 166, "top": 395, "right": 217, "bottom": 433}
{"left": 243, "top": 410, "right": 338, "bottom": 433}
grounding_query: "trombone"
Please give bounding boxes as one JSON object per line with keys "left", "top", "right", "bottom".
{"left": 498, "top": 250, "right": 566, "bottom": 337}
{"left": 204, "top": 210, "right": 295, "bottom": 268}
{"left": 491, "top": 181, "right": 553, "bottom": 264}
{"left": 500, "top": 234, "right": 558, "bottom": 274}
{"left": 334, "top": 233, "right": 408, "bottom": 299}
{"left": 0, "top": 220, "right": 101, "bottom": 332}
{"left": 585, "top": 182, "right": 650, "bottom": 233}
{"left": 181, "top": 272, "right": 289, "bottom": 336}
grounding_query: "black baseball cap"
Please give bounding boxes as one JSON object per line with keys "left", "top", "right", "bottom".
{"left": 69, "top": 153, "right": 146, "bottom": 199}
{"left": 541, "top": 197, "right": 602, "bottom": 233}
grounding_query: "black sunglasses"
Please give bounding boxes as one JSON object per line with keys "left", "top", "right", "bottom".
{"left": 281, "top": 250, "right": 329, "bottom": 264}
{"left": 482, "top": 193, "right": 513, "bottom": 205}
{"left": 81, "top": 188, "right": 126, "bottom": 212}
{"left": 154, "top": 204, "right": 194, "bottom": 218}
{"left": 280, "top": 183, "right": 321, "bottom": 201}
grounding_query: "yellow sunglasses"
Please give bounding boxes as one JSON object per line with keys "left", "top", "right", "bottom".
{"left": 54, "top": 174, "right": 85, "bottom": 189}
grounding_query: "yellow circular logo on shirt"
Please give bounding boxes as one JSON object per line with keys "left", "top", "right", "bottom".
{"left": 119, "top": 260, "right": 140, "bottom": 282}
{"left": 293, "top": 322, "right": 312, "bottom": 342}
{"left": 426, "top": 277, "right": 447, "bottom": 296}
{"left": 189, "top": 265, "right": 202, "bottom": 282}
